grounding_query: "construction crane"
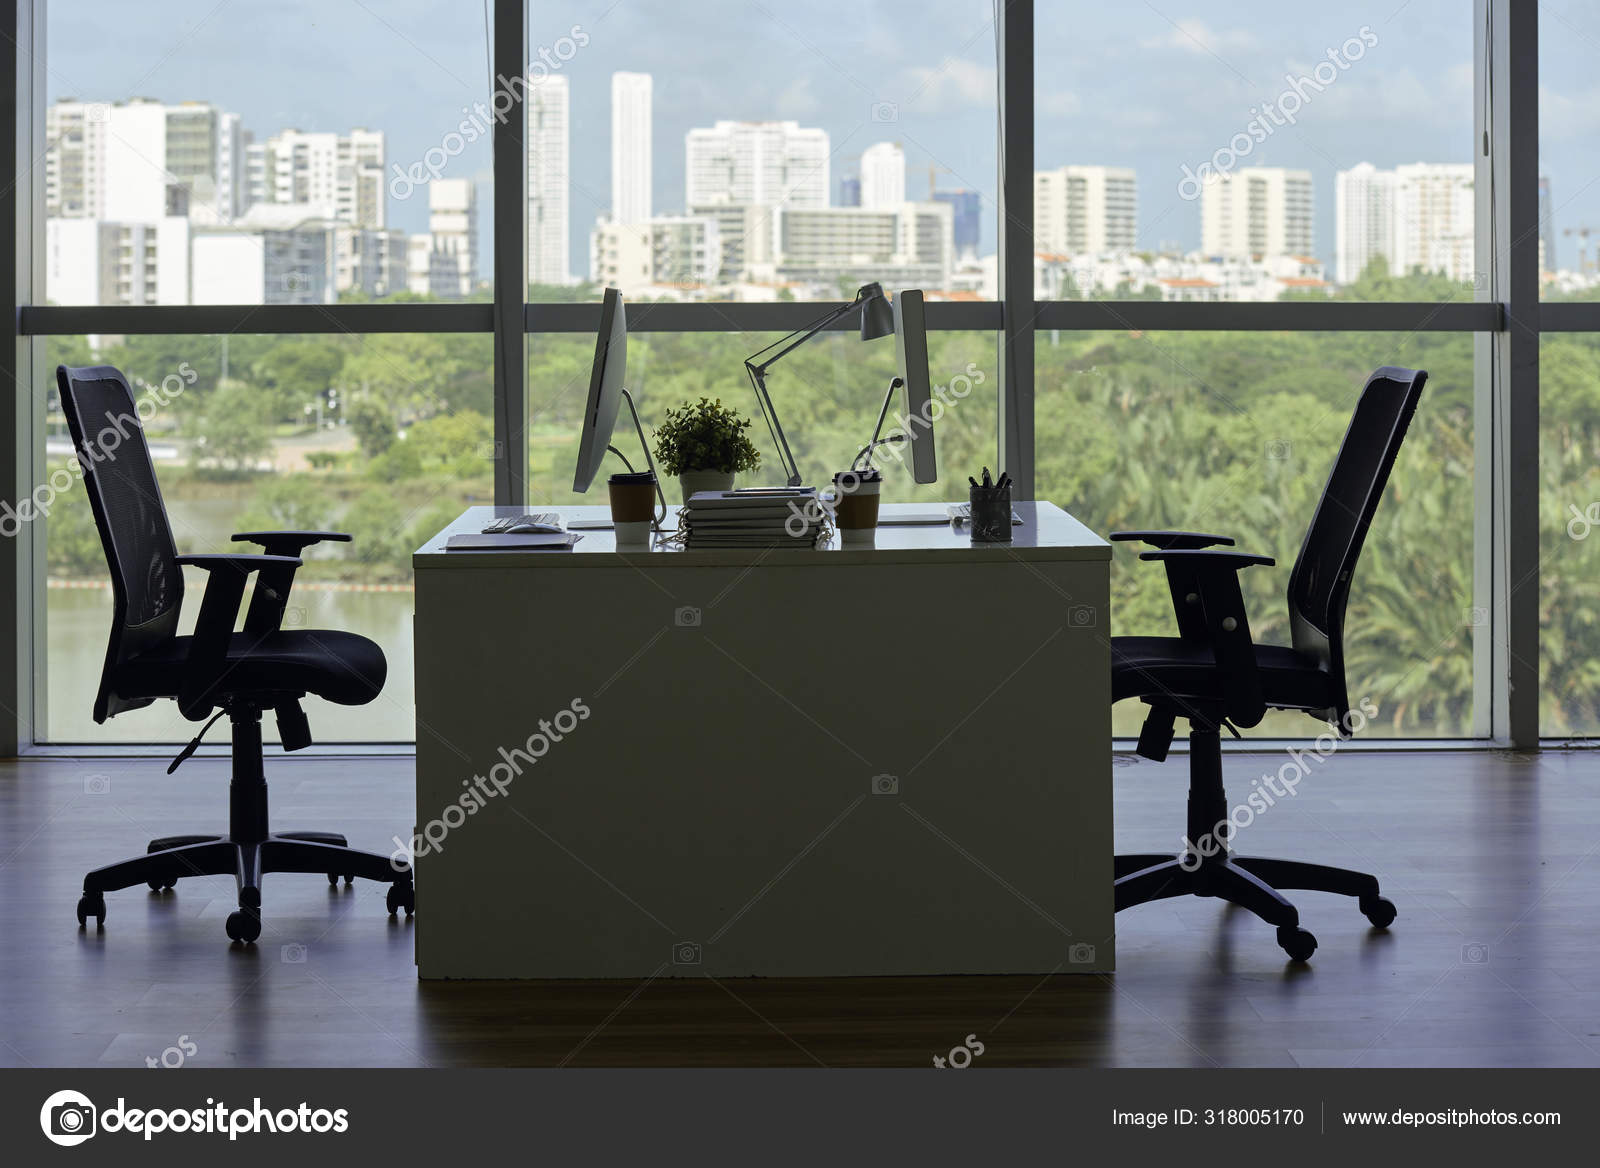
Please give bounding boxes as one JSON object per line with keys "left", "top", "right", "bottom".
{"left": 928, "top": 163, "right": 953, "bottom": 199}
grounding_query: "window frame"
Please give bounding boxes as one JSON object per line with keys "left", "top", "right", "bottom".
{"left": 0, "top": 0, "right": 1547, "bottom": 750}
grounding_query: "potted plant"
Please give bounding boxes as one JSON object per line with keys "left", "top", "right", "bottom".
{"left": 652, "top": 397, "right": 762, "bottom": 504}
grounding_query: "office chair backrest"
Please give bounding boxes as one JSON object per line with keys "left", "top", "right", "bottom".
{"left": 1286, "top": 365, "right": 1426, "bottom": 724}
{"left": 56, "top": 365, "right": 185, "bottom": 721}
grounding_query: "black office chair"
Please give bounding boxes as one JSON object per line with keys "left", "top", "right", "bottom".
{"left": 58, "top": 364, "right": 413, "bottom": 944}
{"left": 1110, "top": 365, "right": 1425, "bottom": 962}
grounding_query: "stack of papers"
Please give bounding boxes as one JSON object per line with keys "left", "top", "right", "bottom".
{"left": 680, "top": 488, "right": 829, "bottom": 548}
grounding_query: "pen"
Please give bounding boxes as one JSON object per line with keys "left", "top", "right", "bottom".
{"left": 968, "top": 475, "right": 979, "bottom": 488}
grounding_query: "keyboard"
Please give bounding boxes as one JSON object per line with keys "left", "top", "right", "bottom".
{"left": 481, "top": 511, "right": 564, "bottom": 534}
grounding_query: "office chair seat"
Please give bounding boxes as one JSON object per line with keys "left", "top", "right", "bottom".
{"left": 111, "top": 629, "right": 388, "bottom": 708}
{"left": 1111, "top": 636, "right": 1334, "bottom": 712}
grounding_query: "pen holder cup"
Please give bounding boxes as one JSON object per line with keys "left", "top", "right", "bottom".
{"left": 609, "top": 471, "right": 658, "bottom": 545}
{"left": 969, "top": 485, "right": 1012, "bottom": 543}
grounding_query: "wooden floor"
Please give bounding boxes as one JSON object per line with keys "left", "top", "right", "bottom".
{"left": 1, "top": 748, "right": 1597, "bottom": 1068}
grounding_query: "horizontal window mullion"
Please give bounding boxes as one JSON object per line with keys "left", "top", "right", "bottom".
{"left": 524, "top": 300, "right": 1003, "bottom": 333}
{"left": 1034, "top": 300, "right": 1501, "bottom": 333}
{"left": 20, "top": 303, "right": 493, "bottom": 336}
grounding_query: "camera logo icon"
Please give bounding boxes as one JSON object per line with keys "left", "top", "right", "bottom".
{"left": 871, "top": 774, "right": 899, "bottom": 795}
{"left": 1068, "top": 605, "right": 1096, "bottom": 628}
{"left": 281, "top": 942, "right": 308, "bottom": 964}
{"left": 1068, "top": 942, "right": 1096, "bottom": 965}
{"left": 673, "top": 941, "right": 702, "bottom": 965}
{"left": 283, "top": 606, "right": 306, "bottom": 627}
{"left": 1464, "top": 606, "right": 1488, "bottom": 629}
{"left": 674, "top": 606, "right": 702, "bottom": 628}
{"left": 83, "top": 773, "right": 110, "bottom": 795}
{"left": 85, "top": 102, "right": 110, "bottom": 124}
{"left": 40, "top": 1089, "right": 97, "bottom": 1146}
{"left": 870, "top": 101, "right": 898, "bottom": 122}
{"left": 1461, "top": 942, "right": 1490, "bottom": 965}
{"left": 1265, "top": 439, "right": 1292, "bottom": 461}
{"left": 476, "top": 440, "right": 504, "bottom": 461}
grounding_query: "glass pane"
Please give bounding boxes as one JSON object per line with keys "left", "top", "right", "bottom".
{"left": 43, "top": 333, "right": 493, "bottom": 743}
{"left": 527, "top": 330, "right": 996, "bottom": 504}
{"left": 1541, "top": 333, "right": 1600, "bottom": 736}
{"left": 1035, "top": 2, "right": 1475, "bottom": 302}
{"left": 44, "top": 0, "right": 492, "bottom": 303}
{"left": 1540, "top": 2, "right": 1600, "bottom": 299}
{"left": 529, "top": 0, "right": 997, "bottom": 300}
{"left": 1034, "top": 330, "right": 1475, "bottom": 737}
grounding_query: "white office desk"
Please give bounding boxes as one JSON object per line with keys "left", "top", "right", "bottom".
{"left": 412, "top": 501, "right": 1112, "bottom": 979}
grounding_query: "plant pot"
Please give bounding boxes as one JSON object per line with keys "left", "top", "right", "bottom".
{"left": 678, "top": 470, "right": 735, "bottom": 505}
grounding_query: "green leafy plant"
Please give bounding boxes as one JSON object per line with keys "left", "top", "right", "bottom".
{"left": 652, "top": 397, "right": 762, "bottom": 476}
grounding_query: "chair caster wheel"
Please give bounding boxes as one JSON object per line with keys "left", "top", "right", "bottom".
{"left": 225, "top": 909, "right": 261, "bottom": 944}
{"left": 1277, "top": 926, "right": 1317, "bottom": 962}
{"left": 328, "top": 872, "right": 353, "bottom": 886}
{"left": 77, "top": 892, "right": 106, "bottom": 927}
{"left": 148, "top": 879, "right": 173, "bottom": 892}
{"left": 1360, "top": 895, "right": 1397, "bottom": 928}
{"left": 386, "top": 884, "right": 415, "bottom": 916}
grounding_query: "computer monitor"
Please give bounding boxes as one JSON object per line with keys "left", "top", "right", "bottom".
{"left": 573, "top": 286, "right": 629, "bottom": 493}
{"left": 893, "top": 289, "right": 937, "bottom": 484}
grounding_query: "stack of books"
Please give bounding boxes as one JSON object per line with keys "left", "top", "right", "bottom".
{"left": 679, "top": 488, "right": 829, "bottom": 548}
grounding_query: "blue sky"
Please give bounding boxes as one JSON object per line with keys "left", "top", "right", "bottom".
{"left": 43, "top": 1, "right": 1600, "bottom": 276}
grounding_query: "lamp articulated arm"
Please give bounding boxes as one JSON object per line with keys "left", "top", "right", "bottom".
{"left": 744, "top": 288, "right": 883, "bottom": 489}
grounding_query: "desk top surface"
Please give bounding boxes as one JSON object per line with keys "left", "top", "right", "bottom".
{"left": 415, "top": 501, "right": 1109, "bottom": 568}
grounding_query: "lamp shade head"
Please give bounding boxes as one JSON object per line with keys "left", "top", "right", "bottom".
{"left": 857, "top": 283, "right": 895, "bottom": 341}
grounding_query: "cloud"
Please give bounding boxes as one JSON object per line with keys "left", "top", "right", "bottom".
{"left": 898, "top": 57, "right": 996, "bottom": 111}
{"left": 774, "top": 76, "right": 822, "bottom": 118}
{"left": 1140, "top": 19, "right": 1260, "bottom": 57}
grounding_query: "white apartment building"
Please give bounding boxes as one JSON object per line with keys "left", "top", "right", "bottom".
{"left": 191, "top": 204, "right": 333, "bottom": 305}
{"left": 773, "top": 201, "right": 952, "bottom": 291}
{"left": 527, "top": 74, "right": 571, "bottom": 285}
{"left": 1334, "top": 161, "right": 1476, "bottom": 284}
{"left": 1335, "top": 161, "right": 1397, "bottom": 284}
{"left": 611, "top": 72, "right": 652, "bottom": 226}
{"left": 1034, "top": 165, "right": 1138, "bottom": 255}
{"left": 247, "top": 128, "right": 386, "bottom": 228}
{"left": 688, "top": 202, "right": 777, "bottom": 284}
{"left": 405, "top": 178, "right": 478, "bottom": 299}
{"left": 685, "top": 121, "right": 829, "bottom": 208}
{"left": 1199, "top": 167, "right": 1314, "bottom": 260}
{"left": 591, "top": 215, "right": 721, "bottom": 296}
{"left": 47, "top": 98, "right": 247, "bottom": 223}
{"left": 335, "top": 226, "right": 408, "bottom": 298}
{"left": 46, "top": 217, "right": 191, "bottom": 306}
{"left": 860, "top": 142, "right": 906, "bottom": 211}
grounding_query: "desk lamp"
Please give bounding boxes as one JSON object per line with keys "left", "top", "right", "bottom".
{"left": 744, "top": 282, "right": 897, "bottom": 487}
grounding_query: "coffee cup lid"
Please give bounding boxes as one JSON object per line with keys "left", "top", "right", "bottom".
{"left": 834, "top": 466, "right": 882, "bottom": 483}
{"left": 608, "top": 470, "right": 657, "bottom": 485}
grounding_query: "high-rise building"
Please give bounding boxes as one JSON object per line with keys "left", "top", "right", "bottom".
{"left": 527, "top": 74, "right": 571, "bottom": 286}
{"left": 933, "top": 189, "right": 982, "bottom": 260}
{"left": 684, "top": 121, "right": 829, "bottom": 208}
{"left": 839, "top": 176, "right": 861, "bottom": 207}
{"left": 1336, "top": 161, "right": 1475, "bottom": 284}
{"left": 45, "top": 100, "right": 109, "bottom": 219}
{"left": 1034, "top": 165, "right": 1138, "bottom": 255}
{"left": 423, "top": 178, "right": 478, "bottom": 298}
{"left": 335, "top": 226, "right": 408, "bottom": 298}
{"left": 860, "top": 142, "right": 905, "bottom": 210}
{"left": 1199, "top": 167, "right": 1313, "bottom": 260}
{"left": 591, "top": 215, "right": 721, "bottom": 295}
{"left": 47, "top": 98, "right": 247, "bottom": 223}
{"left": 773, "top": 202, "right": 953, "bottom": 290}
{"left": 46, "top": 217, "right": 190, "bottom": 305}
{"left": 611, "top": 72, "right": 652, "bottom": 226}
{"left": 1335, "top": 162, "right": 1397, "bottom": 284}
{"left": 1393, "top": 163, "right": 1474, "bottom": 283}
{"left": 191, "top": 205, "right": 333, "bottom": 304}
{"left": 247, "top": 128, "right": 386, "bottom": 228}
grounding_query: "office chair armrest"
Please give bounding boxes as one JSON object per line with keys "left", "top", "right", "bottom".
{"left": 1138, "top": 548, "right": 1274, "bottom": 728}
{"left": 230, "top": 532, "right": 348, "bottom": 633}
{"left": 174, "top": 554, "right": 302, "bottom": 720}
{"left": 231, "top": 530, "right": 352, "bottom": 555}
{"left": 1110, "top": 529, "right": 1236, "bottom": 550}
